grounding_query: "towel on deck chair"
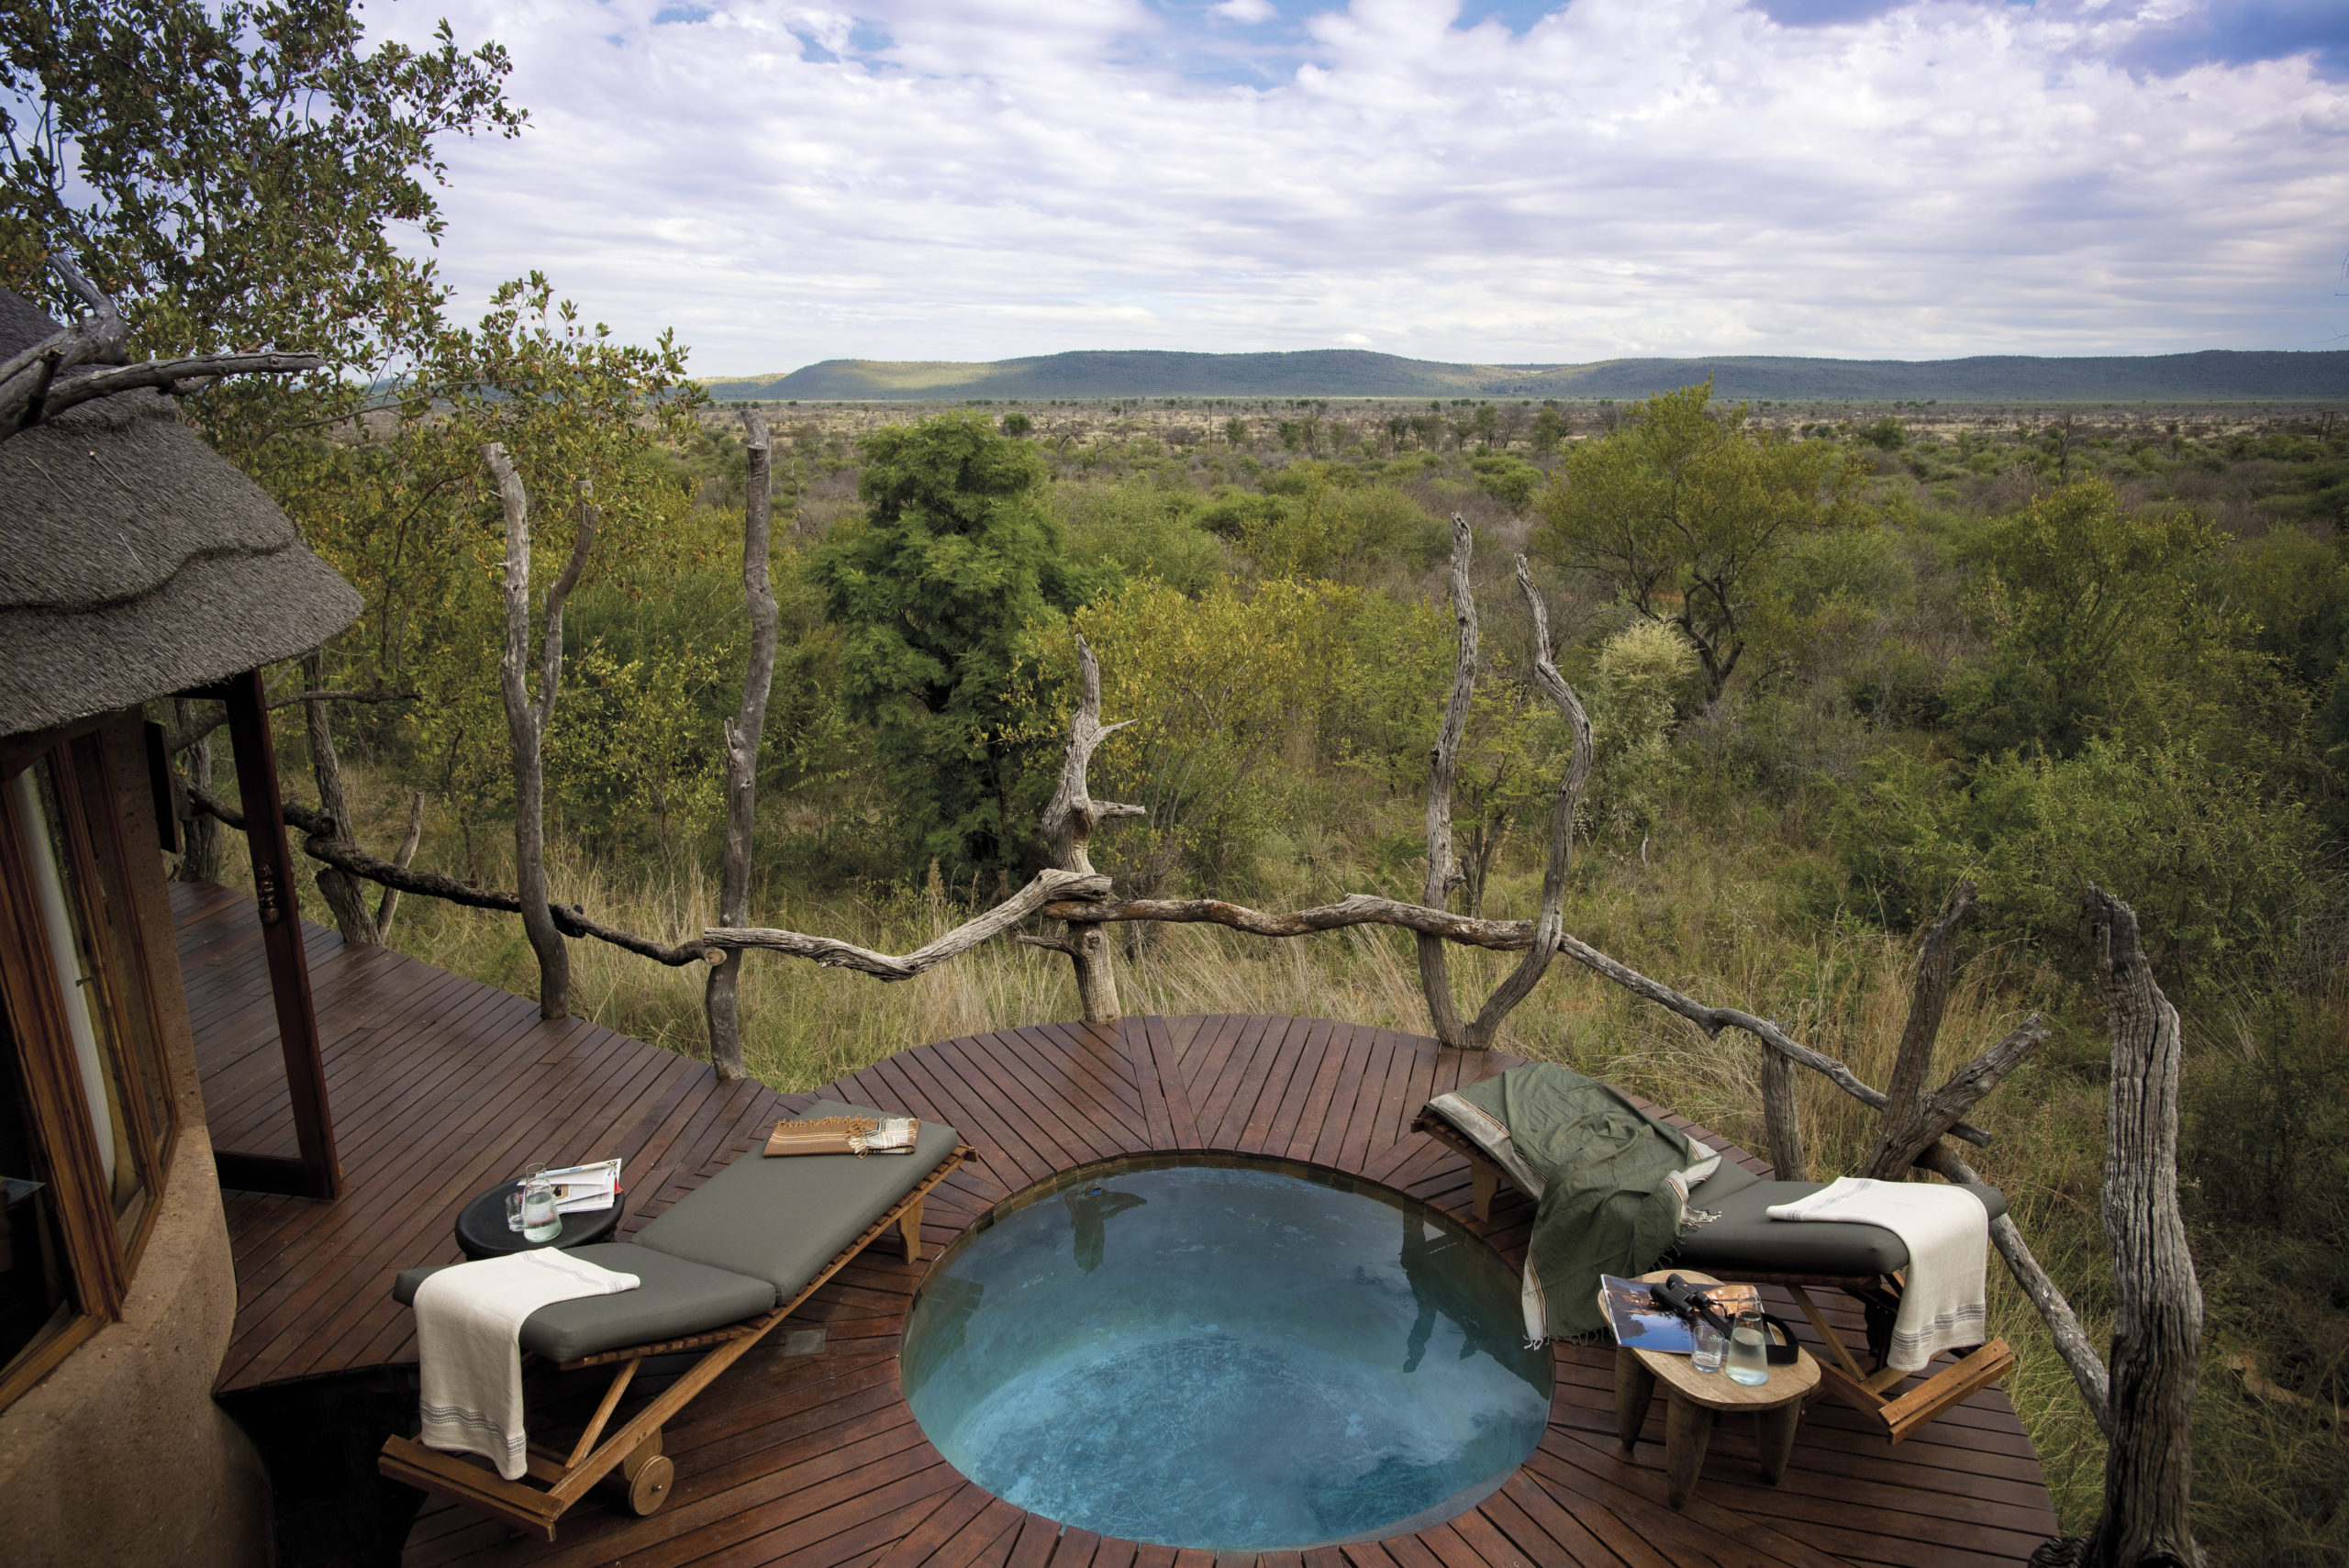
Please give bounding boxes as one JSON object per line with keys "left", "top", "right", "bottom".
{"left": 1431, "top": 1063, "right": 1721, "bottom": 1341}
{"left": 1766, "top": 1176, "right": 1989, "bottom": 1373}
{"left": 415, "top": 1249, "right": 641, "bottom": 1479}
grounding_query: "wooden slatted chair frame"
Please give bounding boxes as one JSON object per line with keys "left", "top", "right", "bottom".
{"left": 377, "top": 1143, "right": 974, "bottom": 1540}
{"left": 1415, "top": 1114, "right": 2016, "bottom": 1445}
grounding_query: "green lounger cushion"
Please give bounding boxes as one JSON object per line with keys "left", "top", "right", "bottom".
{"left": 1673, "top": 1178, "right": 2008, "bottom": 1276}
{"left": 629, "top": 1099, "right": 960, "bottom": 1298}
{"left": 392, "top": 1242, "right": 778, "bottom": 1363}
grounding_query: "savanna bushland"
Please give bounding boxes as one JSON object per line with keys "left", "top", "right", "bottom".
{"left": 6, "top": 4, "right": 2344, "bottom": 1558}
{"left": 257, "top": 385, "right": 2349, "bottom": 1559}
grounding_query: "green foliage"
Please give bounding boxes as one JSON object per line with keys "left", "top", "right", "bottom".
{"left": 1468, "top": 453, "right": 1542, "bottom": 511}
{"left": 1859, "top": 416, "right": 1907, "bottom": 450}
{"left": 1534, "top": 382, "right": 1865, "bottom": 697}
{"left": 1029, "top": 577, "right": 1358, "bottom": 894}
{"left": 1226, "top": 465, "right": 1442, "bottom": 582}
{"left": 1052, "top": 482, "right": 1228, "bottom": 594}
{"left": 999, "top": 411, "right": 1033, "bottom": 437}
{"left": 0, "top": 0, "right": 520, "bottom": 373}
{"left": 1835, "top": 739, "right": 2319, "bottom": 977}
{"left": 1531, "top": 405, "right": 1564, "bottom": 455}
{"left": 1586, "top": 621, "right": 1700, "bottom": 840}
{"left": 809, "top": 412, "right": 1114, "bottom": 877}
{"left": 2232, "top": 526, "right": 2349, "bottom": 695}
{"left": 1943, "top": 481, "right": 2261, "bottom": 761}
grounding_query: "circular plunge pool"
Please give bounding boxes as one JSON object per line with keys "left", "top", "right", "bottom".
{"left": 899, "top": 1156, "right": 1552, "bottom": 1551}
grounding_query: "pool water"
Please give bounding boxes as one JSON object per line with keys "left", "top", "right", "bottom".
{"left": 899, "top": 1159, "right": 1552, "bottom": 1551}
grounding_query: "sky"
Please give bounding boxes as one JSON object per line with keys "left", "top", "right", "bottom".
{"left": 369, "top": 0, "right": 2349, "bottom": 373}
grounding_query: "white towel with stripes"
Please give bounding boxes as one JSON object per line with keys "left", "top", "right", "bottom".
{"left": 415, "top": 1249, "right": 640, "bottom": 1479}
{"left": 1765, "top": 1176, "right": 1989, "bottom": 1373}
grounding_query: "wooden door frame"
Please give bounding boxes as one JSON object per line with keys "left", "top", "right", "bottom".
{"left": 188, "top": 668, "right": 341, "bottom": 1201}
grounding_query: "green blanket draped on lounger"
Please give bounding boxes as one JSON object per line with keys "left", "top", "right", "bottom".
{"left": 1446, "top": 1063, "right": 1705, "bottom": 1340}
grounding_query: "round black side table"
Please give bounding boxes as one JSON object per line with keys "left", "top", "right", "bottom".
{"left": 454, "top": 1178, "right": 626, "bottom": 1260}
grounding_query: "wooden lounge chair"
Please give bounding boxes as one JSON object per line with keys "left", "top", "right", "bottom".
{"left": 377, "top": 1100, "right": 972, "bottom": 1540}
{"left": 1415, "top": 1106, "right": 2017, "bottom": 1445}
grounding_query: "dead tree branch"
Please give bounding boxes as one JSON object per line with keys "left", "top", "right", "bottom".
{"left": 2, "top": 249, "right": 318, "bottom": 438}
{"left": 1451, "top": 558, "right": 1592, "bottom": 1049}
{"left": 712, "top": 870, "right": 1112, "bottom": 981}
{"left": 374, "top": 792, "right": 427, "bottom": 941}
{"left": 301, "top": 648, "right": 380, "bottom": 946}
{"left": 185, "top": 784, "right": 718, "bottom": 968}
{"left": 1870, "top": 884, "right": 1976, "bottom": 1161}
{"left": 1042, "top": 888, "right": 1993, "bottom": 1143}
{"left": 1030, "top": 633, "right": 1145, "bottom": 1021}
{"left": 164, "top": 685, "right": 414, "bottom": 754}
{"left": 171, "top": 695, "right": 224, "bottom": 884}
{"left": 1553, "top": 929, "right": 1996, "bottom": 1144}
{"left": 490, "top": 444, "right": 596, "bottom": 1018}
{"left": 1417, "top": 515, "right": 1480, "bottom": 1046}
{"left": 2080, "top": 884, "right": 2204, "bottom": 1568}
{"left": 1760, "top": 1048, "right": 1808, "bottom": 1182}
{"left": 1927, "top": 1142, "right": 2111, "bottom": 1434}
{"left": 706, "top": 410, "right": 781, "bottom": 1081}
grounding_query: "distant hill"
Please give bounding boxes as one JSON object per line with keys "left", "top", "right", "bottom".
{"left": 701, "top": 348, "right": 2349, "bottom": 404}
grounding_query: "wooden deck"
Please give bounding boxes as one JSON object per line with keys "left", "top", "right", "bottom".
{"left": 173, "top": 882, "right": 2061, "bottom": 1568}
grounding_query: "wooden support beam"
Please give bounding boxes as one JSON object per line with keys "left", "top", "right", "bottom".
{"left": 212, "top": 667, "right": 340, "bottom": 1201}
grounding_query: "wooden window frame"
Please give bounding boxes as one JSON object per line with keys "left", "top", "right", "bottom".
{"left": 0, "top": 727, "right": 180, "bottom": 1411}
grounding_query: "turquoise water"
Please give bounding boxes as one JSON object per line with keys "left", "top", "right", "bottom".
{"left": 899, "top": 1160, "right": 1551, "bottom": 1551}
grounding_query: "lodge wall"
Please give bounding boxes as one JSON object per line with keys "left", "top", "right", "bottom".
{"left": 0, "top": 713, "right": 270, "bottom": 1568}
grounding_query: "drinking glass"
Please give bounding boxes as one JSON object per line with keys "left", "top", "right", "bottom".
{"left": 521, "top": 1175, "right": 563, "bottom": 1243}
{"left": 1690, "top": 1319, "right": 1726, "bottom": 1374}
{"left": 1726, "top": 1307, "right": 1770, "bottom": 1385}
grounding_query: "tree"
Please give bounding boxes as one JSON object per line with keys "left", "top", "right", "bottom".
{"left": 1948, "top": 480, "right": 2227, "bottom": 760}
{"left": 1531, "top": 404, "right": 1564, "bottom": 455}
{"left": 809, "top": 412, "right": 1114, "bottom": 879}
{"left": 1534, "top": 382, "right": 1864, "bottom": 699}
{"left": 0, "top": 0, "right": 520, "bottom": 426}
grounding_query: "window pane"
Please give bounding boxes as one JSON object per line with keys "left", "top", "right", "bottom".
{"left": 68, "top": 735, "right": 175, "bottom": 1163}
{"left": 0, "top": 998, "right": 78, "bottom": 1376}
{"left": 7, "top": 762, "right": 145, "bottom": 1231}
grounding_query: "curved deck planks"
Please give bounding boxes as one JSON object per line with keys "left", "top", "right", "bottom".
{"left": 170, "top": 883, "right": 2061, "bottom": 1568}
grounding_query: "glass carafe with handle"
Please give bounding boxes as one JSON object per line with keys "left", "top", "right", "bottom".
{"left": 1725, "top": 1307, "right": 1770, "bottom": 1385}
{"left": 520, "top": 1173, "right": 563, "bottom": 1243}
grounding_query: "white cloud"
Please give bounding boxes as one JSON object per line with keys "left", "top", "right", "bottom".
{"left": 367, "top": 0, "right": 2349, "bottom": 373}
{"left": 1210, "top": 0, "right": 1280, "bottom": 23}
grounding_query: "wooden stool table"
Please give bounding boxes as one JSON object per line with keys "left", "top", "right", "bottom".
{"left": 1612, "top": 1270, "right": 1820, "bottom": 1510}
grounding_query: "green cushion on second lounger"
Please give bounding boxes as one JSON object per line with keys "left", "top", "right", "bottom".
{"left": 1672, "top": 1179, "right": 2008, "bottom": 1276}
{"left": 629, "top": 1099, "right": 960, "bottom": 1299}
{"left": 392, "top": 1242, "right": 778, "bottom": 1363}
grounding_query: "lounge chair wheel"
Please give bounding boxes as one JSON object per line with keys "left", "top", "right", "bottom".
{"left": 628, "top": 1454, "right": 674, "bottom": 1515}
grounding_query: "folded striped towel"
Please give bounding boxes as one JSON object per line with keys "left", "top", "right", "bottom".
{"left": 1766, "top": 1176, "right": 1989, "bottom": 1373}
{"left": 415, "top": 1249, "right": 640, "bottom": 1479}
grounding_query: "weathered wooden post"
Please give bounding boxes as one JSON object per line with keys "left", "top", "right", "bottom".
{"left": 2072, "top": 885, "right": 2204, "bottom": 1568}
{"left": 1412, "top": 525, "right": 1591, "bottom": 1051}
{"left": 1022, "top": 635, "right": 1144, "bottom": 1023}
{"left": 707, "top": 410, "right": 780, "bottom": 1080}
{"left": 487, "top": 444, "right": 596, "bottom": 1020}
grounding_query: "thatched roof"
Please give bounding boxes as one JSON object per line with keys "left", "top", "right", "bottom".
{"left": 0, "top": 288, "right": 362, "bottom": 740}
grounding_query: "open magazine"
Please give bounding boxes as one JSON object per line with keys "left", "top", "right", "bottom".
{"left": 1597, "top": 1274, "right": 1760, "bottom": 1354}
{"left": 540, "top": 1159, "right": 621, "bottom": 1215}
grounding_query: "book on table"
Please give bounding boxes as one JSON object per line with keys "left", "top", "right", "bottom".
{"left": 1598, "top": 1273, "right": 1759, "bottom": 1354}
{"left": 763, "top": 1115, "right": 918, "bottom": 1158}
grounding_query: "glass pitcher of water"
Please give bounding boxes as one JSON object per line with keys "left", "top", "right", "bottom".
{"left": 1726, "top": 1307, "right": 1771, "bottom": 1385}
{"left": 521, "top": 1173, "right": 563, "bottom": 1243}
